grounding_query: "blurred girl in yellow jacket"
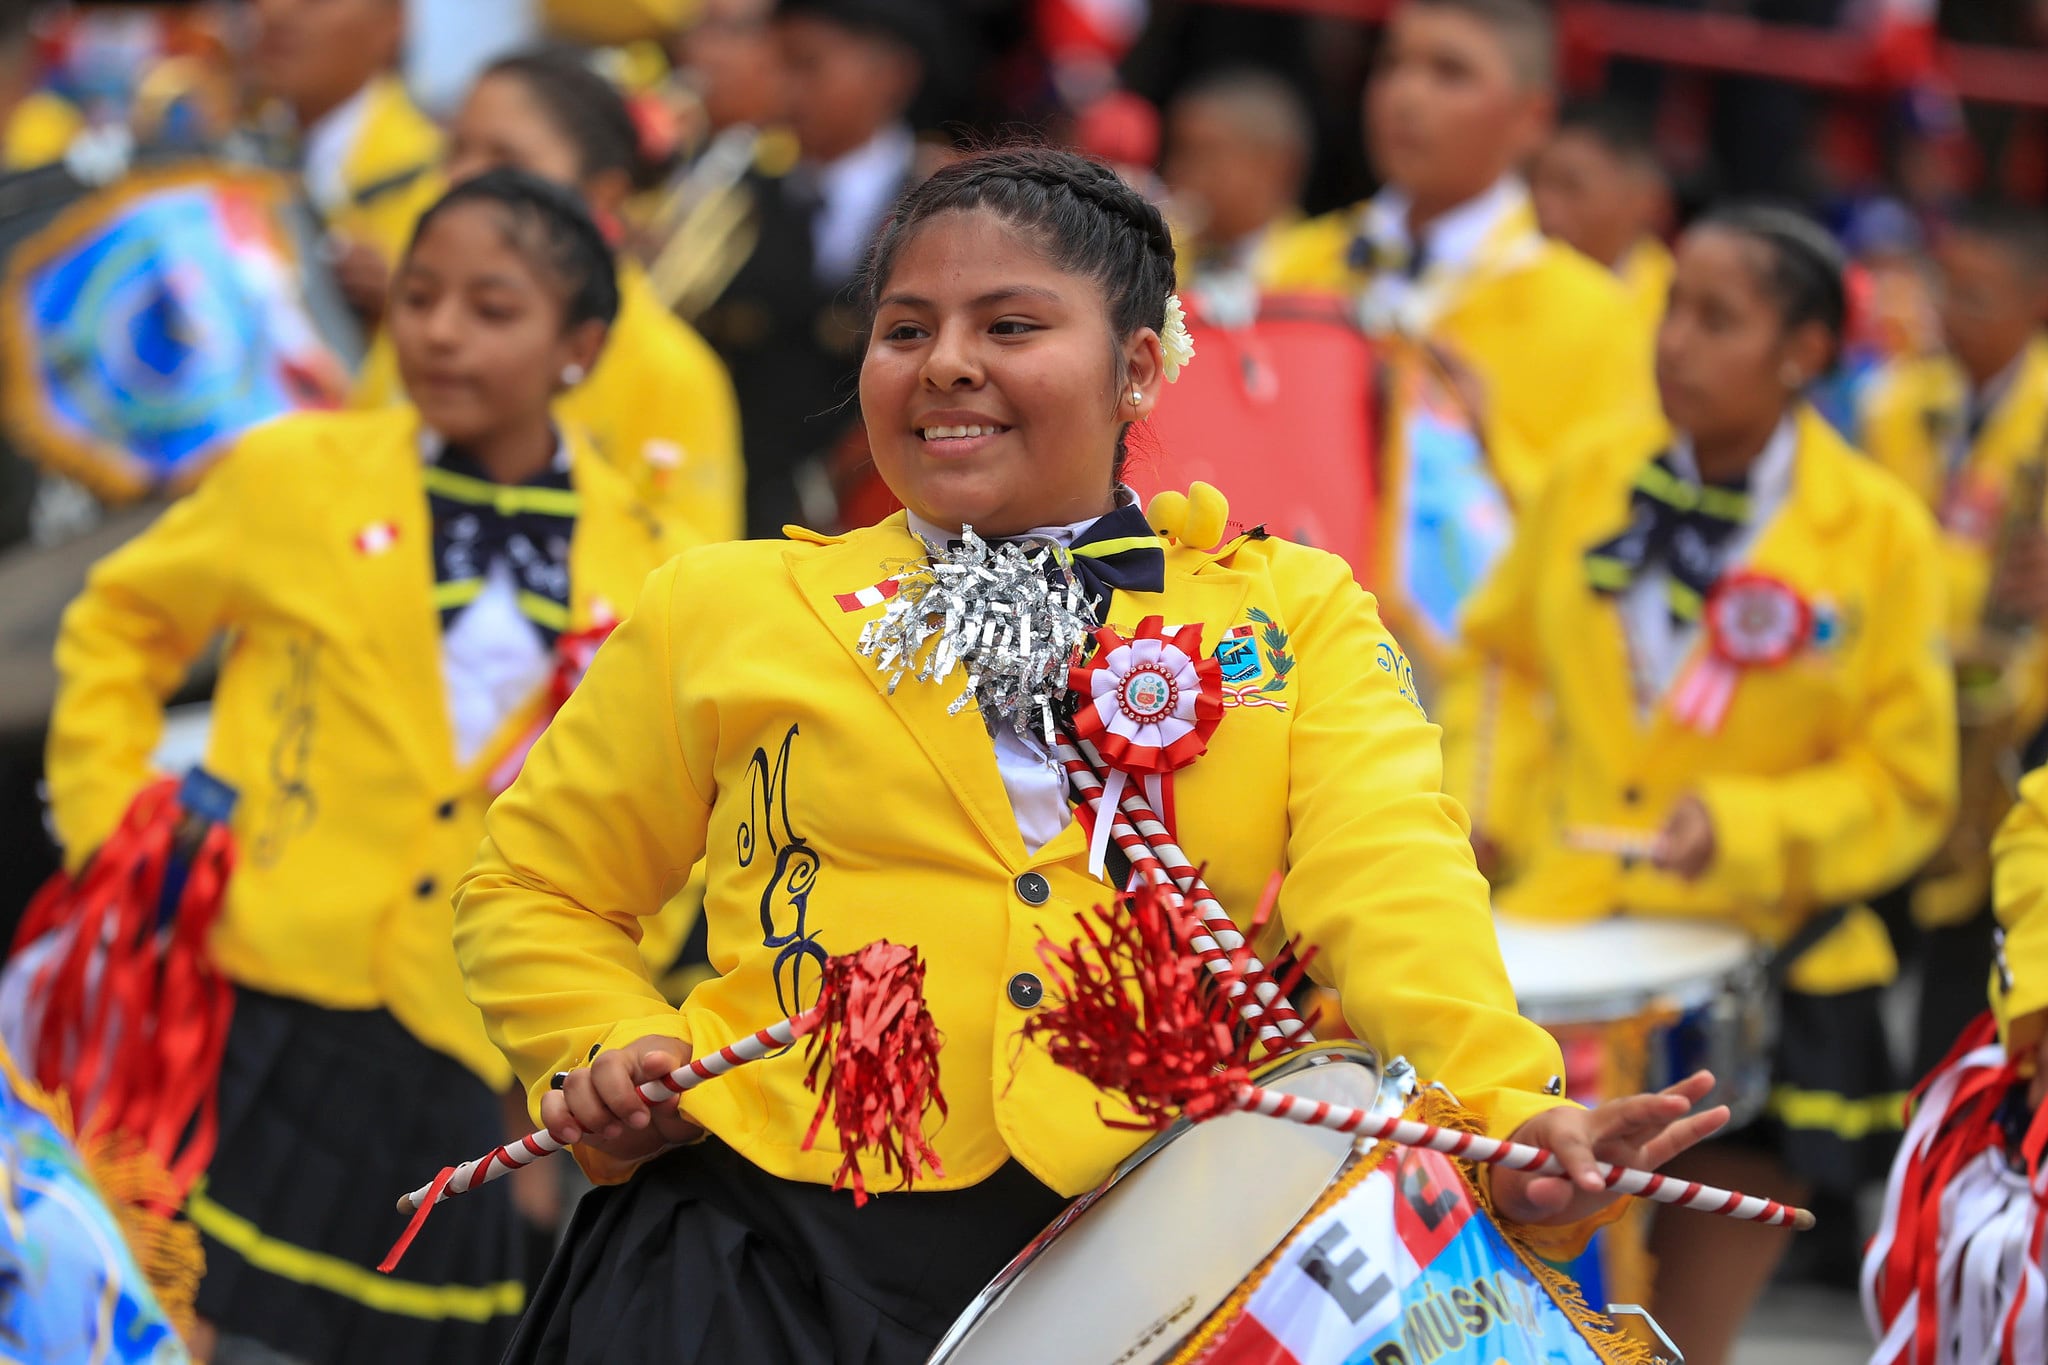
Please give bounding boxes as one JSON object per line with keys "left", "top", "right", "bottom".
{"left": 46, "top": 171, "right": 677, "bottom": 1365}
{"left": 453, "top": 145, "right": 1726, "bottom": 1363}
{"left": 1447, "top": 208, "right": 1956, "bottom": 1365}
{"left": 1992, "top": 764, "right": 2048, "bottom": 1103}
{"left": 353, "top": 47, "right": 745, "bottom": 547}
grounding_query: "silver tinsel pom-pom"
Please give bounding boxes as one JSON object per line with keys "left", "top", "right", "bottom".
{"left": 858, "top": 528, "right": 1096, "bottom": 741}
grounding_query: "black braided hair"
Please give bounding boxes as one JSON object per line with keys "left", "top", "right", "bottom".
{"left": 1696, "top": 204, "right": 1849, "bottom": 368}
{"left": 482, "top": 46, "right": 668, "bottom": 191}
{"left": 407, "top": 167, "right": 621, "bottom": 331}
{"left": 862, "top": 145, "right": 1178, "bottom": 477}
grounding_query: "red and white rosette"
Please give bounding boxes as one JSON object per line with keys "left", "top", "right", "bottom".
{"left": 1669, "top": 571, "right": 1812, "bottom": 734}
{"left": 1066, "top": 615, "right": 1224, "bottom": 877}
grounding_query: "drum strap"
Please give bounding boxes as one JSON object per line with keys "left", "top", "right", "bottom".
{"left": 1766, "top": 903, "right": 1855, "bottom": 990}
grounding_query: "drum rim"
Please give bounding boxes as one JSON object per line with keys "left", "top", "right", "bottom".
{"left": 1496, "top": 915, "right": 1770, "bottom": 1019}
{"left": 926, "top": 1040, "right": 1387, "bottom": 1363}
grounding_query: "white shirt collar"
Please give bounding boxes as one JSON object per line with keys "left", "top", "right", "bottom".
{"left": 1667, "top": 414, "right": 1798, "bottom": 518}
{"left": 300, "top": 81, "right": 376, "bottom": 214}
{"left": 904, "top": 484, "right": 1140, "bottom": 549}
{"left": 419, "top": 427, "right": 573, "bottom": 475}
{"left": 1362, "top": 175, "right": 1527, "bottom": 278}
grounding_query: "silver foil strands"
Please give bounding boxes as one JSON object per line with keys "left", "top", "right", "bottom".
{"left": 858, "top": 528, "right": 1096, "bottom": 742}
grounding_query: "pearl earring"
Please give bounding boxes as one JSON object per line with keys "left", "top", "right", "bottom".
{"left": 1130, "top": 387, "right": 1143, "bottom": 404}
{"left": 562, "top": 363, "right": 586, "bottom": 386}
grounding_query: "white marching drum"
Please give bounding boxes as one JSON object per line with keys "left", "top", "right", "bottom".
{"left": 928, "top": 1042, "right": 1412, "bottom": 1365}
{"left": 1493, "top": 915, "right": 1774, "bottom": 1127}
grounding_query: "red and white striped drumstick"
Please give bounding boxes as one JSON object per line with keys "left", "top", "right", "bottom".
{"left": 1054, "top": 745, "right": 1297, "bottom": 1049}
{"left": 393, "top": 1006, "right": 820, "bottom": 1218}
{"left": 1233, "top": 1083, "right": 1814, "bottom": 1229}
{"left": 1053, "top": 734, "right": 1310, "bottom": 1050}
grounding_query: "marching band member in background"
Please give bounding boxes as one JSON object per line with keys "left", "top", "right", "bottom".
{"left": 1993, "top": 764, "right": 2048, "bottom": 1107}
{"left": 452, "top": 145, "right": 1725, "bottom": 1363}
{"left": 683, "top": 0, "right": 928, "bottom": 537}
{"left": 45, "top": 169, "right": 680, "bottom": 1364}
{"left": 247, "top": 0, "right": 443, "bottom": 323}
{"left": 1860, "top": 201, "right": 2048, "bottom": 1076}
{"left": 1531, "top": 98, "right": 1673, "bottom": 385}
{"left": 1264, "top": 0, "right": 1649, "bottom": 508}
{"left": 1160, "top": 67, "right": 1313, "bottom": 300}
{"left": 353, "top": 46, "right": 746, "bottom": 547}
{"left": 1446, "top": 206, "right": 1956, "bottom": 1365}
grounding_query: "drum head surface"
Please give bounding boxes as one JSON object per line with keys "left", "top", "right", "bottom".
{"left": 1494, "top": 915, "right": 1757, "bottom": 1019}
{"left": 929, "top": 1050, "right": 1382, "bottom": 1365}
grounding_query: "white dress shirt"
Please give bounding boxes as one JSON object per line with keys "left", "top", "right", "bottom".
{"left": 423, "top": 432, "right": 571, "bottom": 765}
{"left": 1354, "top": 176, "right": 1539, "bottom": 335}
{"left": 299, "top": 82, "right": 374, "bottom": 215}
{"left": 1618, "top": 417, "right": 1798, "bottom": 709}
{"left": 809, "top": 123, "right": 917, "bottom": 288}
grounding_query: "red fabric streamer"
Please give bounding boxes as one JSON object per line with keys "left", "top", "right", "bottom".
{"left": 800, "top": 941, "right": 947, "bottom": 1204}
{"left": 377, "top": 1165, "right": 460, "bottom": 1274}
{"left": 1025, "top": 880, "right": 1310, "bottom": 1130}
{"left": 12, "top": 779, "right": 237, "bottom": 1207}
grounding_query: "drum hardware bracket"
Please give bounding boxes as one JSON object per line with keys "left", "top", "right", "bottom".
{"left": 1603, "top": 1303, "right": 1683, "bottom": 1365}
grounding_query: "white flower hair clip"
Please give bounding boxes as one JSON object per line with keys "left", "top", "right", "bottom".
{"left": 1160, "top": 293, "right": 1195, "bottom": 382}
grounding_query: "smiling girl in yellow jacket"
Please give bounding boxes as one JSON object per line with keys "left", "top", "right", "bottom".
{"left": 452, "top": 146, "right": 1726, "bottom": 1363}
{"left": 1445, "top": 208, "right": 1956, "bottom": 1365}
{"left": 46, "top": 171, "right": 679, "bottom": 1365}
{"left": 352, "top": 47, "right": 744, "bottom": 547}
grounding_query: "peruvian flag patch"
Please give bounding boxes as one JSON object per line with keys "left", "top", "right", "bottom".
{"left": 834, "top": 578, "right": 901, "bottom": 612}
{"left": 354, "top": 521, "right": 399, "bottom": 556}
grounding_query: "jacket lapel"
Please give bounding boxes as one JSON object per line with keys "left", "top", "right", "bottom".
{"left": 334, "top": 414, "right": 456, "bottom": 789}
{"left": 790, "top": 517, "right": 1030, "bottom": 866}
{"left": 1642, "top": 407, "right": 1853, "bottom": 745}
{"left": 1570, "top": 487, "right": 1655, "bottom": 757}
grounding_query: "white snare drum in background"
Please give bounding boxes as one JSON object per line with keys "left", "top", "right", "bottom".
{"left": 1493, "top": 915, "right": 1773, "bottom": 1128}
{"left": 929, "top": 1042, "right": 1410, "bottom": 1365}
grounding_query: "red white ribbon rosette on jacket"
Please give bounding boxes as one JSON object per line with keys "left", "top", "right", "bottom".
{"left": 1066, "top": 616, "right": 1224, "bottom": 877}
{"left": 1669, "top": 571, "right": 1812, "bottom": 734}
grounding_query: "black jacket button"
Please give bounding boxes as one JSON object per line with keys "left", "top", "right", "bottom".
{"left": 1007, "top": 973, "right": 1044, "bottom": 1009}
{"left": 415, "top": 875, "right": 438, "bottom": 899}
{"left": 1014, "top": 872, "right": 1051, "bottom": 905}
{"left": 437, "top": 799, "right": 457, "bottom": 820}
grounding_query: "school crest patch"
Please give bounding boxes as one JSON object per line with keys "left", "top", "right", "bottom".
{"left": 1215, "top": 624, "right": 1261, "bottom": 683}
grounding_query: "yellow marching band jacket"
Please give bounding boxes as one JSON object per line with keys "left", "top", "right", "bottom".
{"left": 453, "top": 504, "right": 1576, "bottom": 1198}
{"left": 47, "top": 407, "right": 684, "bottom": 1089}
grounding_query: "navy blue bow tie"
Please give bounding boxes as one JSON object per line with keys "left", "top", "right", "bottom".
{"left": 960, "top": 501, "right": 1167, "bottom": 625}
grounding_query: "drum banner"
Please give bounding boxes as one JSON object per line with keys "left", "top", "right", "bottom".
{"left": 0, "top": 1040, "right": 198, "bottom": 1362}
{"left": 1381, "top": 352, "right": 1511, "bottom": 669}
{"left": 0, "top": 162, "right": 348, "bottom": 502}
{"left": 1175, "top": 1093, "right": 1655, "bottom": 1365}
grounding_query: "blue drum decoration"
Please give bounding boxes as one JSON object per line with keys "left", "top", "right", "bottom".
{"left": 0, "top": 163, "right": 349, "bottom": 501}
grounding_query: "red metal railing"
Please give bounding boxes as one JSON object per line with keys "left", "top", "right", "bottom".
{"left": 1194, "top": 0, "right": 2048, "bottom": 110}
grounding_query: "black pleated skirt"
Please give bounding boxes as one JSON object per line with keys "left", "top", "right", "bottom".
{"left": 505, "top": 1137, "right": 1072, "bottom": 1364}
{"left": 188, "top": 987, "right": 525, "bottom": 1365}
{"left": 1731, "top": 985, "right": 1905, "bottom": 1193}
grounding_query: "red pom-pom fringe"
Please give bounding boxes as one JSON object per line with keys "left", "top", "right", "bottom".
{"left": 801, "top": 941, "right": 947, "bottom": 1205}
